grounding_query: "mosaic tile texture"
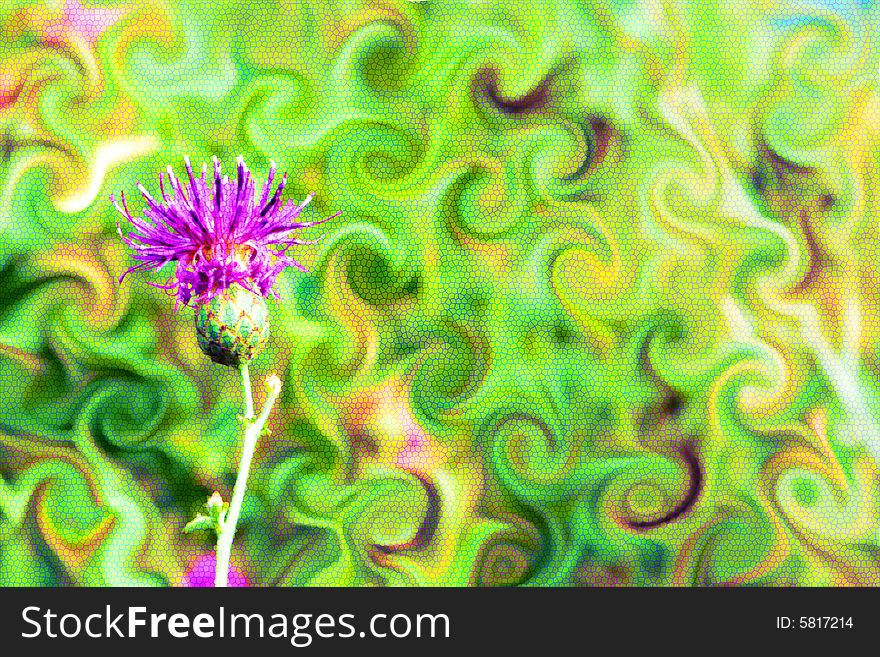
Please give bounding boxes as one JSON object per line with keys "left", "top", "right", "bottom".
{"left": 1, "top": 0, "right": 879, "bottom": 586}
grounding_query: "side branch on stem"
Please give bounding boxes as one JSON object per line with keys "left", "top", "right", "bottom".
{"left": 214, "top": 365, "right": 282, "bottom": 587}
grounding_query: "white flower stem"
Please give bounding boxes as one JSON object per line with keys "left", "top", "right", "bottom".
{"left": 240, "top": 363, "right": 254, "bottom": 420}
{"left": 214, "top": 364, "right": 281, "bottom": 587}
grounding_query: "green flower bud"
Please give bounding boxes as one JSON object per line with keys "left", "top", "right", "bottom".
{"left": 194, "top": 284, "right": 270, "bottom": 367}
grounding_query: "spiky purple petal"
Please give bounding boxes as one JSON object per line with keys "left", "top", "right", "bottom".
{"left": 113, "top": 157, "right": 336, "bottom": 306}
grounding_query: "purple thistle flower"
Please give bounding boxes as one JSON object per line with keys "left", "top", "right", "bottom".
{"left": 112, "top": 156, "right": 337, "bottom": 307}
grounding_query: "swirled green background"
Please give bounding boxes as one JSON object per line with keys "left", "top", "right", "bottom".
{"left": 1, "top": 0, "right": 879, "bottom": 587}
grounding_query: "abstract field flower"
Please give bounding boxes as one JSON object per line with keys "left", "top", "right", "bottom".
{"left": 112, "top": 157, "right": 334, "bottom": 307}
{"left": 2, "top": 0, "right": 880, "bottom": 594}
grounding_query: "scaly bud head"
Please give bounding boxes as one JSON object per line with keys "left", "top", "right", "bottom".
{"left": 194, "top": 284, "right": 270, "bottom": 367}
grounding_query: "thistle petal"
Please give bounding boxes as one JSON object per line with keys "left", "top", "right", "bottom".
{"left": 112, "top": 157, "right": 337, "bottom": 306}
